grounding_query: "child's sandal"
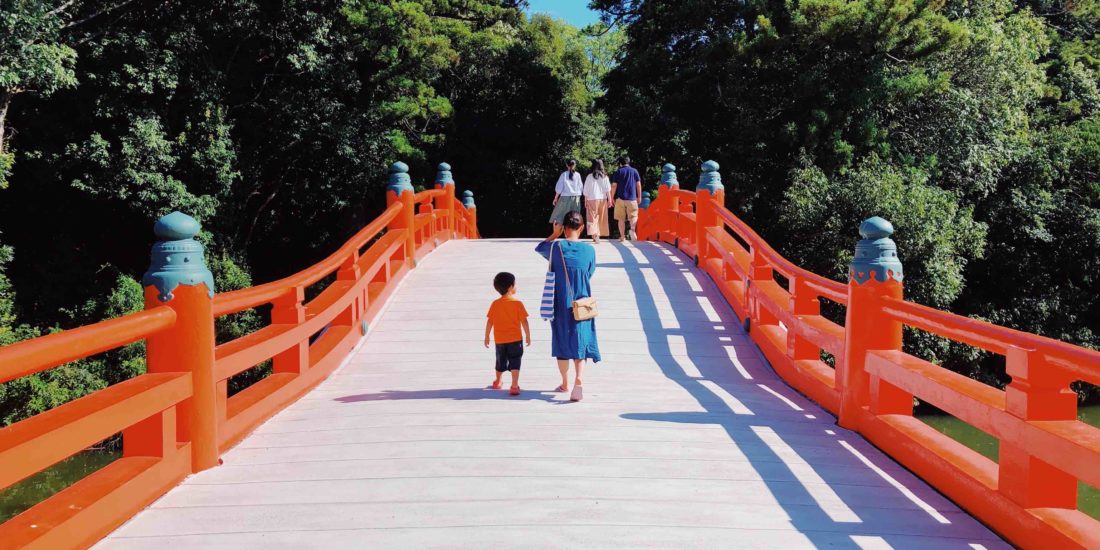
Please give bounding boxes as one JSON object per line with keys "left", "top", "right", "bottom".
{"left": 491, "top": 381, "right": 502, "bottom": 390}
{"left": 554, "top": 384, "right": 568, "bottom": 393}
{"left": 509, "top": 386, "right": 521, "bottom": 396}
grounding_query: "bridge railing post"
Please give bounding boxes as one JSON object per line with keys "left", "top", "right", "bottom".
{"left": 386, "top": 162, "right": 417, "bottom": 267}
{"left": 694, "top": 160, "right": 723, "bottom": 265}
{"left": 657, "top": 164, "right": 678, "bottom": 244}
{"left": 434, "top": 162, "right": 455, "bottom": 241}
{"left": 462, "top": 190, "right": 478, "bottom": 239}
{"left": 637, "top": 191, "right": 651, "bottom": 239}
{"left": 838, "top": 217, "right": 905, "bottom": 430}
{"left": 141, "top": 212, "right": 219, "bottom": 472}
{"left": 998, "top": 346, "right": 1077, "bottom": 508}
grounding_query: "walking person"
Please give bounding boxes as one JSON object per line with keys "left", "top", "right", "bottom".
{"left": 484, "top": 272, "right": 532, "bottom": 396}
{"left": 545, "top": 159, "right": 584, "bottom": 241}
{"left": 582, "top": 159, "right": 611, "bottom": 244}
{"left": 610, "top": 156, "right": 642, "bottom": 241}
{"left": 535, "top": 211, "right": 600, "bottom": 401}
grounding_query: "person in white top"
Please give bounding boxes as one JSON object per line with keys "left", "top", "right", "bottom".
{"left": 582, "top": 159, "right": 612, "bottom": 244}
{"left": 545, "top": 159, "right": 584, "bottom": 241}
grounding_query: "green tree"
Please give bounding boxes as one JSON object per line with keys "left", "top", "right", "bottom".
{"left": 0, "top": 0, "right": 78, "bottom": 187}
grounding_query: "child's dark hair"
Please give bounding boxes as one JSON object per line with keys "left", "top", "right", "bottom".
{"left": 563, "top": 210, "right": 584, "bottom": 230}
{"left": 493, "top": 272, "right": 516, "bottom": 295}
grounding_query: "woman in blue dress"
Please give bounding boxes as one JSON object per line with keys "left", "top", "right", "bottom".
{"left": 536, "top": 211, "right": 601, "bottom": 401}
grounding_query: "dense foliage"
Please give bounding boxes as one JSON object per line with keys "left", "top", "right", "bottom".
{"left": 594, "top": 0, "right": 1099, "bottom": 396}
{"left": 0, "top": 0, "right": 616, "bottom": 425}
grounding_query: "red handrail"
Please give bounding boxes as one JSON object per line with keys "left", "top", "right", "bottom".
{"left": 711, "top": 203, "right": 846, "bottom": 299}
{"left": 213, "top": 202, "right": 402, "bottom": 316}
{"left": 0, "top": 307, "right": 176, "bottom": 384}
{"left": 880, "top": 296, "right": 1100, "bottom": 384}
{"left": 0, "top": 164, "right": 480, "bottom": 549}
{"left": 637, "top": 170, "right": 1100, "bottom": 549}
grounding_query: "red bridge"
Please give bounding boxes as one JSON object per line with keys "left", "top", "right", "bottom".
{"left": 1, "top": 162, "right": 1097, "bottom": 548}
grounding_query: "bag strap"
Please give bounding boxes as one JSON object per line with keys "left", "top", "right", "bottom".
{"left": 559, "top": 241, "right": 574, "bottom": 303}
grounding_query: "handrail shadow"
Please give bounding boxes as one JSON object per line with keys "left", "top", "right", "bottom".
{"left": 611, "top": 240, "right": 1004, "bottom": 548}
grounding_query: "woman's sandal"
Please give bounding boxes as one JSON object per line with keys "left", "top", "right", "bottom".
{"left": 570, "top": 385, "right": 583, "bottom": 402}
{"left": 555, "top": 384, "right": 568, "bottom": 393}
{"left": 490, "top": 381, "right": 502, "bottom": 390}
{"left": 509, "top": 386, "right": 521, "bottom": 396}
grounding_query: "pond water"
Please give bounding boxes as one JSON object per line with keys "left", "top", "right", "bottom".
{"left": 920, "top": 405, "right": 1100, "bottom": 520}
{"left": 0, "top": 449, "right": 119, "bottom": 523}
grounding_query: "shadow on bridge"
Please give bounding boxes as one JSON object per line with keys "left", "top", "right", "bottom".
{"left": 608, "top": 241, "right": 998, "bottom": 548}
{"left": 334, "top": 388, "right": 565, "bottom": 404}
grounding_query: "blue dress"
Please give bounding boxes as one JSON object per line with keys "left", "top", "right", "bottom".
{"left": 536, "top": 240, "right": 601, "bottom": 362}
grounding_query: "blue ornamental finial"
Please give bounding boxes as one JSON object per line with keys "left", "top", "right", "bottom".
{"left": 435, "top": 162, "right": 454, "bottom": 187}
{"left": 462, "top": 190, "right": 476, "bottom": 209}
{"left": 142, "top": 212, "right": 215, "bottom": 302}
{"left": 850, "top": 216, "right": 903, "bottom": 284}
{"left": 387, "top": 161, "right": 413, "bottom": 193}
{"left": 698, "top": 160, "right": 723, "bottom": 193}
{"left": 640, "top": 191, "right": 651, "bottom": 209}
{"left": 659, "top": 163, "right": 678, "bottom": 188}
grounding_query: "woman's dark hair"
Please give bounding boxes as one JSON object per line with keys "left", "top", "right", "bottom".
{"left": 590, "top": 159, "right": 606, "bottom": 180}
{"left": 563, "top": 210, "right": 584, "bottom": 231}
{"left": 493, "top": 272, "right": 516, "bottom": 295}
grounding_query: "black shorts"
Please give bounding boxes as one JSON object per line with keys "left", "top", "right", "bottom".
{"left": 495, "top": 341, "right": 523, "bottom": 372}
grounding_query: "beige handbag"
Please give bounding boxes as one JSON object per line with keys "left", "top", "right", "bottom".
{"left": 558, "top": 241, "right": 598, "bottom": 321}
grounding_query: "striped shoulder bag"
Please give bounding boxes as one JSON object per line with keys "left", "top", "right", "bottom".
{"left": 539, "top": 241, "right": 556, "bottom": 321}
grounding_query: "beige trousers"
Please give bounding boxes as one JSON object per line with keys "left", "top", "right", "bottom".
{"left": 585, "top": 199, "right": 609, "bottom": 237}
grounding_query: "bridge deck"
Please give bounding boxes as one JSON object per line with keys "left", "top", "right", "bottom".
{"left": 98, "top": 239, "right": 1005, "bottom": 549}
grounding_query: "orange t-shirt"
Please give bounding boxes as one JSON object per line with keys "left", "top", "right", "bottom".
{"left": 487, "top": 296, "right": 529, "bottom": 344}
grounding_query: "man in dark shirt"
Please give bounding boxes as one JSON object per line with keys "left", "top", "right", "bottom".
{"left": 610, "top": 156, "right": 642, "bottom": 241}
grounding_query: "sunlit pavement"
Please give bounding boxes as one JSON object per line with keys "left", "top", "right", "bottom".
{"left": 97, "top": 239, "right": 1006, "bottom": 549}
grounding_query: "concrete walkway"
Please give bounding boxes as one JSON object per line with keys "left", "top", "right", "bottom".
{"left": 98, "top": 239, "right": 1005, "bottom": 549}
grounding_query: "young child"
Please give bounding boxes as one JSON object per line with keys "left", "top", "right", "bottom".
{"left": 484, "top": 272, "right": 531, "bottom": 395}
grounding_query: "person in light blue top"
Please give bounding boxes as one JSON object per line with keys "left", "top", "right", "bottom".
{"left": 535, "top": 211, "right": 600, "bottom": 401}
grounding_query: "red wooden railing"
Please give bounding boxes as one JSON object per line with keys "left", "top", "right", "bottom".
{"left": 637, "top": 162, "right": 1100, "bottom": 549}
{"left": 0, "top": 162, "right": 478, "bottom": 549}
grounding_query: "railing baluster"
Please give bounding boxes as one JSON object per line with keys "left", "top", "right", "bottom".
{"left": 999, "top": 345, "right": 1078, "bottom": 508}
{"left": 123, "top": 407, "right": 177, "bottom": 459}
{"left": 271, "top": 286, "right": 307, "bottom": 374}
{"left": 788, "top": 277, "right": 820, "bottom": 362}
{"left": 746, "top": 246, "right": 774, "bottom": 332}
{"left": 335, "top": 252, "right": 361, "bottom": 326}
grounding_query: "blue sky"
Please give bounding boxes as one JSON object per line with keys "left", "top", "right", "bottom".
{"left": 525, "top": 0, "right": 601, "bottom": 27}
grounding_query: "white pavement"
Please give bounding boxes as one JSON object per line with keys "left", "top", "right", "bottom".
{"left": 98, "top": 239, "right": 1006, "bottom": 549}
